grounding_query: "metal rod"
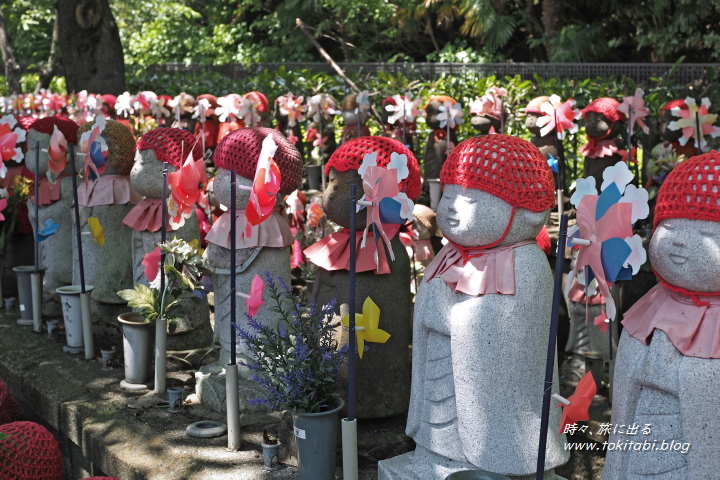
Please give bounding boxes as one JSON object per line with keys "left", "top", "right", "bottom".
{"left": 536, "top": 214, "right": 568, "bottom": 480}
{"left": 69, "top": 144, "right": 86, "bottom": 293}
{"left": 230, "top": 169, "right": 237, "bottom": 365}
{"left": 34, "top": 142, "right": 39, "bottom": 275}
{"left": 696, "top": 111, "right": 702, "bottom": 155}
{"left": 348, "top": 183, "right": 357, "bottom": 421}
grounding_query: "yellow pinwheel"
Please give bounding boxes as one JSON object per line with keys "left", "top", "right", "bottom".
{"left": 340, "top": 296, "right": 390, "bottom": 359}
{"left": 87, "top": 217, "right": 105, "bottom": 246}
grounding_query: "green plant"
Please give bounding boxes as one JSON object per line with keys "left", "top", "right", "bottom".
{"left": 0, "top": 175, "right": 33, "bottom": 252}
{"left": 117, "top": 238, "right": 204, "bottom": 323}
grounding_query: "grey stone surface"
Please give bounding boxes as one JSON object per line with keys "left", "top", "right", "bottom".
{"left": 382, "top": 186, "right": 568, "bottom": 478}
{"left": 26, "top": 132, "right": 74, "bottom": 315}
{"left": 194, "top": 364, "right": 271, "bottom": 414}
{"left": 603, "top": 218, "right": 720, "bottom": 480}
{"left": 129, "top": 149, "right": 177, "bottom": 198}
{"left": 313, "top": 168, "right": 413, "bottom": 419}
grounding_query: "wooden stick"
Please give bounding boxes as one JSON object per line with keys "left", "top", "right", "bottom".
{"left": 296, "top": 18, "right": 384, "bottom": 125}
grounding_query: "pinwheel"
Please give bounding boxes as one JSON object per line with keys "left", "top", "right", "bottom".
{"left": 566, "top": 162, "right": 649, "bottom": 320}
{"left": 306, "top": 94, "right": 340, "bottom": 123}
{"left": 553, "top": 371, "right": 596, "bottom": 434}
{"left": 115, "top": 92, "right": 135, "bottom": 118}
{"left": 142, "top": 247, "right": 162, "bottom": 282}
{"left": 216, "top": 94, "right": 242, "bottom": 123}
{"left": 0, "top": 197, "right": 6, "bottom": 221}
{"left": 78, "top": 116, "right": 108, "bottom": 184}
{"left": 236, "top": 274, "right": 265, "bottom": 317}
{"left": 340, "top": 296, "right": 390, "bottom": 359}
{"left": 167, "top": 150, "right": 208, "bottom": 229}
{"left": 277, "top": 93, "right": 306, "bottom": 127}
{"left": 437, "top": 101, "right": 464, "bottom": 129}
{"left": 618, "top": 88, "right": 650, "bottom": 135}
{"left": 356, "top": 152, "right": 414, "bottom": 270}
{"left": 469, "top": 87, "right": 508, "bottom": 116}
{"left": 290, "top": 239, "right": 304, "bottom": 269}
{"left": 0, "top": 115, "right": 26, "bottom": 178}
{"left": 242, "top": 134, "right": 281, "bottom": 238}
{"left": 668, "top": 97, "right": 720, "bottom": 150}
{"left": 384, "top": 94, "right": 422, "bottom": 125}
{"left": 87, "top": 217, "right": 105, "bottom": 246}
{"left": 153, "top": 95, "right": 172, "bottom": 120}
{"left": 193, "top": 98, "right": 210, "bottom": 123}
{"left": 537, "top": 94, "right": 580, "bottom": 139}
{"left": 36, "top": 218, "right": 59, "bottom": 242}
{"left": 307, "top": 202, "right": 324, "bottom": 228}
{"left": 46, "top": 125, "right": 68, "bottom": 184}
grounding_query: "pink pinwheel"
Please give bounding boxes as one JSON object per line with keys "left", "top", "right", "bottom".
{"left": 618, "top": 88, "right": 650, "bottom": 135}
{"left": 290, "top": 239, "right": 304, "bottom": 269}
{"left": 0, "top": 197, "right": 7, "bottom": 221}
{"left": 0, "top": 115, "right": 25, "bottom": 173}
{"left": 668, "top": 97, "right": 720, "bottom": 149}
{"left": 243, "top": 135, "right": 282, "bottom": 238}
{"left": 306, "top": 94, "right": 340, "bottom": 123}
{"left": 238, "top": 97, "right": 261, "bottom": 127}
{"left": 566, "top": 163, "right": 649, "bottom": 320}
{"left": 46, "top": 125, "right": 68, "bottom": 183}
{"left": 142, "top": 247, "right": 162, "bottom": 282}
{"left": 437, "top": 101, "right": 464, "bottom": 129}
{"left": 307, "top": 203, "right": 324, "bottom": 228}
{"left": 168, "top": 150, "right": 208, "bottom": 229}
{"left": 78, "top": 116, "right": 108, "bottom": 185}
{"left": 469, "top": 87, "right": 507, "bottom": 116}
{"left": 237, "top": 274, "right": 265, "bottom": 317}
{"left": 277, "top": 93, "right": 306, "bottom": 127}
{"left": 555, "top": 371, "right": 596, "bottom": 434}
{"left": 385, "top": 94, "right": 422, "bottom": 125}
{"left": 537, "top": 94, "right": 581, "bottom": 139}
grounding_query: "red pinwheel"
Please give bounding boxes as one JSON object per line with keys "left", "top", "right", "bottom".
{"left": 555, "top": 371, "right": 596, "bottom": 434}
{"left": 243, "top": 134, "right": 281, "bottom": 238}
{"left": 47, "top": 125, "right": 68, "bottom": 183}
{"left": 168, "top": 150, "right": 208, "bottom": 229}
{"left": 237, "top": 274, "right": 265, "bottom": 317}
{"left": 307, "top": 202, "right": 324, "bottom": 228}
{"left": 142, "top": 247, "right": 162, "bottom": 282}
{"left": 537, "top": 94, "right": 580, "bottom": 139}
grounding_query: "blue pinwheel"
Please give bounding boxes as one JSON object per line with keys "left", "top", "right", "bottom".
{"left": 36, "top": 218, "right": 59, "bottom": 242}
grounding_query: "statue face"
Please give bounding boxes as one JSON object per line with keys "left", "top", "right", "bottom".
{"left": 525, "top": 113, "right": 543, "bottom": 136}
{"left": 660, "top": 109, "right": 684, "bottom": 142}
{"left": 425, "top": 101, "right": 443, "bottom": 130}
{"left": 341, "top": 109, "right": 363, "bottom": 126}
{"left": 130, "top": 150, "right": 176, "bottom": 198}
{"left": 470, "top": 114, "right": 501, "bottom": 134}
{"left": 584, "top": 111, "right": 613, "bottom": 139}
{"left": 213, "top": 168, "right": 253, "bottom": 209}
{"left": 25, "top": 131, "right": 53, "bottom": 176}
{"left": 322, "top": 167, "right": 367, "bottom": 230}
{"left": 650, "top": 218, "right": 720, "bottom": 292}
{"left": 436, "top": 185, "right": 514, "bottom": 247}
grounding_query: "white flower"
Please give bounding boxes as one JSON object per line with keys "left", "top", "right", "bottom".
{"left": 619, "top": 184, "right": 649, "bottom": 223}
{"left": 570, "top": 176, "right": 598, "bottom": 207}
{"left": 115, "top": 92, "right": 134, "bottom": 117}
{"left": 388, "top": 152, "right": 409, "bottom": 182}
{"left": 358, "top": 152, "right": 377, "bottom": 178}
{"left": 393, "top": 191, "right": 414, "bottom": 221}
{"left": 601, "top": 162, "right": 634, "bottom": 194}
{"left": 624, "top": 234, "right": 647, "bottom": 275}
{"left": 193, "top": 98, "right": 211, "bottom": 121}
{"left": 216, "top": 95, "right": 240, "bottom": 122}
{"left": 11, "top": 147, "right": 23, "bottom": 163}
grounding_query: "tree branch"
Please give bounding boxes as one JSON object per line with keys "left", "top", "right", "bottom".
{"left": 0, "top": 6, "right": 21, "bottom": 94}
{"left": 36, "top": 8, "right": 61, "bottom": 94}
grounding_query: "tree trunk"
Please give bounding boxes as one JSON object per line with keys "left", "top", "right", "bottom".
{"left": 0, "top": 7, "right": 22, "bottom": 94}
{"left": 35, "top": 9, "right": 61, "bottom": 94}
{"left": 542, "top": 0, "right": 561, "bottom": 60}
{"left": 57, "top": 0, "right": 125, "bottom": 94}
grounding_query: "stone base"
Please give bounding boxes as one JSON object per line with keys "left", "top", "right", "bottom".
{"left": 119, "top": 379, "right": 153, "bottom": 391}
{"left": 194, "top": 363, "right": 270, "bottom": 414}
{"left": 378, "top": 450, "right": 566, "bottom": 480}
{"left": 63, "top": 345, "right": 84, "bottom": 354}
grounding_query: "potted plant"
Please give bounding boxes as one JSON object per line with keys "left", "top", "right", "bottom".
{"left": 117, "top": 238, "right": 205, "bottom": 388}
{"left": 1, "top": 176, "right": 32, "bottom": 310}
{"left": 238, "top": 273, "right": 347, "bottom": 480}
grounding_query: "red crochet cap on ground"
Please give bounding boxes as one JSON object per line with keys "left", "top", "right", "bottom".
{"left": 325, "top": 136, "right": 422, "bottom": 200}
{"left": 29, "top": 116, "right": 79, "bottom": 144}
{"left": 440, "top": 134, "right": 555, "bottom": 212}
{"left": 0, "top": 421, "right": 63, "bottom": 480}
{"left": 581, "top": 97, "right": 626, "bottom": 124}
{"left": 0, "top": 378, "right": 23, "bottom": 425}
{"left": 213, "top": 127, "right": 303, "bottom": 195}
{"left": 137, "top": 128, "right": 202, "bottom": 168}
{"left": 654, "top": 151, "right": 720, "bottom": 228}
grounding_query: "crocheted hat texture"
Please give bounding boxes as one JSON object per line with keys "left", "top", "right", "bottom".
{"left": 654, "top": 151, "right": 720, "bottom": 228}
{"left": 30, "top": 116, "right": 79, "bottom": 144}
{"left": 100, "top": 94, "right": 117, "bottom": 109}
{"left": 581, "top": 97, "right": 626, "bottom": 124}
{"left": 80, "top": 477, "right": 122, "bottom": 480}
{"left": 197, "top": 94, "right": 218, "bottom": 116}
{"left": 244, "top": 92, "right": 269, "bottom": 113}
{"left": 78, "top": 119, "right": 136, "bottom": 175}
{"left": 325, "top": 136, "right": 422, "bottom": 200}
{"left": 440, "top": 134, "right": 555, "bottom": 212}
{"left": 0, "top": 421, "right": 63, "bottom": 480}
{"left": 137, "top": 128, "right": 202, "bottom": 168}
{"left": 213, "top": 127, "right": 303, "bottom": 195}
{"left": 525, "top": 96, "right": 551, "bottom": 115}
{"left": 0, "top": 378, "right": 22, "bottom": 425}
{"left": 424, "top": 95, "right": 457, "bottom": 111}
{"left": 16, "top": 116, "right": 36, "bottom": 132}
{"left": 412, "top": 203, "right": 437, "bottom": 232}
{"left": 662, "top": 99, "right": 688, "bottom": 112}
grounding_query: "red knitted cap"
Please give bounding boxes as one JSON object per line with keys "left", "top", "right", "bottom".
{"left": 325, "top": 136, "right": 422, "bottom": 200}
{"left": 654, "top": 151, "right": 720, "bottom": 228}
{"left": 424, "top": 95, "right": 457, "bottom": 111}
{"left": 662, "top": 99, "right": 688, "bottom": 112}
{"left": 0, "top": 378, "right": 23, "bottom": 425}
{"left": 100, "top": 94, "right": 117, "bottom": 109}
{"left": 80, "top": 477, "right": 122, "bottom": 480}
{"left": 16, "top": 116, "right": 36, "bottom": 132}
{"left": 137, "top": 128, "right": 202, "bottom": 168}
{"left": 0, "top": 421, "right": 63, "bottom": 479}
{"left": 30, "top": 116, "right": 79, "bottom": 144}
{"left": 440, "top": 134, "right": 555, "bottom": 212}
{"left": 526, "top": 96, "right": 550, "bottom": 115}
{"left": 244, "top": 92, "right": 269, "bottom": 113}
{"left": 581, "top": 97, "right": 626, "bottom": 124}
{"left": 213, "top": 127, "right": 303, "bottom": 195}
